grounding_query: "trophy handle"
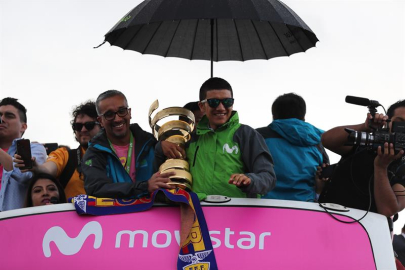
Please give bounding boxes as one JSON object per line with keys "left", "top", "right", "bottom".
{"left": 148, "top": 99, "right": 159, "bottom": 128}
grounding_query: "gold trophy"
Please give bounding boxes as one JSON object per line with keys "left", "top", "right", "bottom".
{"left": 149, "top": 100, "right": 195, "bottom": 190}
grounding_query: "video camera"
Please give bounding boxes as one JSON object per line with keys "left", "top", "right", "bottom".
{"left": 344, "top": 96, "right": 405, "bottom": 154}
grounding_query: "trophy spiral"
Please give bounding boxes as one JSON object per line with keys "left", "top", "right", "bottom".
{"left": 149, "top": 100, "right": 195, "bottom": 190}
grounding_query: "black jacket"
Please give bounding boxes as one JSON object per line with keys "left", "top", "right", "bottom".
{"left": 82, "top": 124, "right": 156, "bottom": 198}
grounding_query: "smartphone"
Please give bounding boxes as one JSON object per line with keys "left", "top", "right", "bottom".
{"left": 44, "top": 143, "right": 58, "bottom": 155}
{"left": 320, "top": 164, "right": 335, "bottom": 179}
{"left": 16, "top": 139, "right": 33, "bottom": 170}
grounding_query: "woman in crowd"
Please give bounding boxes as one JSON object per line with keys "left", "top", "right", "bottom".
{"left": 25, "top": 173, "right": 67, "bottom": 207}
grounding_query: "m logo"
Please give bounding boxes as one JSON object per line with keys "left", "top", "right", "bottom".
{"left": 223, "top": 143, "right": 239, "bottom": 154}
{"left": 42, "top": 221, "right": 103, "bottom": 257}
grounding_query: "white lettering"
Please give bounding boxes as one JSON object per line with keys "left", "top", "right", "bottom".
{"left": 43, "top": 221, "right": 102, "bottom": 258}
{"left": 115, "top": 230, "right": 148, "bottom": 248}
{"left": 259, "top": 232, "right": 271, "bottom": 250}
{"left": 209, "top": 231, "right": 221, "bottom": 248}
{"left": 174, "top": 230, "right": 180, "bottom": 246}
{"left": 237, "top": 231, "right": 255, "bottom": 249}
{"left": 224, "top": 228, "right": 235, "bottom": 248}
{"left": 151, "top": 230, "right": 171, "bottom": 248}
{"left": 43, "top": 221, "right": 272, "bottom": 257}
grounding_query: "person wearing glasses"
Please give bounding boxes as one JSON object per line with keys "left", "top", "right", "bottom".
{"left": 157, "top": 77, "right": 276, "bottom": 200}
{"left": 82, "top": 90, "right": 174, "bottom": 199}
{"left": 15, "top": 101, "right": 101, "bottom": 199}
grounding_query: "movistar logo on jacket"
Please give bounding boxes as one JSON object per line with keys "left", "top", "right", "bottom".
{"left": 187, "top": 112, "right": 245, "bottom": 199}
{"left": 223, "top": 143, "right": 239, "bottom": 154}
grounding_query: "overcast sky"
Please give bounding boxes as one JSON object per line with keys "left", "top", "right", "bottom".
{"left": 1, "top": 0, "right": 405, "bottom": 231}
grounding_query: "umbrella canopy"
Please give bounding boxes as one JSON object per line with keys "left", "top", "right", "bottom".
{"left": 103, "top": 0, "right": 319, "bottom": 77}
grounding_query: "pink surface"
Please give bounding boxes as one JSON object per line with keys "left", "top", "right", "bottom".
{"left": 0, "top": 206, "right": 375, "bottom": 269}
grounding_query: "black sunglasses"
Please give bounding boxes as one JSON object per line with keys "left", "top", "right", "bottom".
{"left": 72, "top": 121, "right": 100, "bottom": 131}
{"left": 100, "top": 107, "right": 130, "bottom": 121}
{"left": 201, "top": 98, "right": 234, "bottom": 108}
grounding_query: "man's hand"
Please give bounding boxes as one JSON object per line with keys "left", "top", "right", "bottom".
{"left": 147, "top": 171, "right": 176, "bottom": 193}
{"left": 374, "top": 142, "right": 404, "bottom": 169}
{"left": 14, "top": 154, "right": 38, "bottom": 173}
{"left": 316, "top": 163, "right": 330, "bottom": 181}
{"left": 228, "top": 174, "right": 251, "bottom": 187}
{"left": 315, "top": 163, "right": 329, "bottom": 195}
{"left": 365, "top": 113, "right": 388, "bottom": 131}
{"left": 161, "top": 141, "right": 186, "bottom": 159}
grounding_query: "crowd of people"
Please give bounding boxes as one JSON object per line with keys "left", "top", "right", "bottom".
{"left": 1, "top": 77, "right": 405, "bottom": 264}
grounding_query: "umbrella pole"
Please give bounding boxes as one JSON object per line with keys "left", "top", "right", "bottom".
{"left": 210, "top": 19, "right": 214, "bottom": 78}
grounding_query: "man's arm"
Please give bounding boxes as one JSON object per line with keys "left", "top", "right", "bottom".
{"left": 0, "top": 149, "right": 13, "bottom": 171}
{"left": 322, "top": 113, "right": 388, "bottom": 156}
{"left": 234, "top": 125, "right": 276, "bottom": 197}
{"left": 35, "top": 161, "right": 58, "bottom": 176}
{"left": 374, "top": 142, "right": 405, "bottom": 217}
{"left": 15, "top": 156, "right": 59, "bottom": 176}
{"left": 14, "top": 146, "right": 60, "bottom": 177}
{"left": 38, "top": 147, "right": 69, "bottom": 177}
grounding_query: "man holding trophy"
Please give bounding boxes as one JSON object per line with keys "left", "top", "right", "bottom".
{"left": 156, "top": 78, "right": 276, "bottom": 200}
{"left": 82, "top": 90, "right": 174, "bottom": 198}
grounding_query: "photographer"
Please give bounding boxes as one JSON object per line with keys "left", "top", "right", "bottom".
{"left": 319, "top": 100, "right": 405, "bottom": 219}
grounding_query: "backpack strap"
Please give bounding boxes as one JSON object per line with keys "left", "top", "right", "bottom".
{"left": 315, "top": 143, "right": 330, "bottom": 164}
{"left": 59, "top": 147, "right": 81, "bottom": 189}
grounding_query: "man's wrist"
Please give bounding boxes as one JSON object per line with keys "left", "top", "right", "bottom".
{"left": 374, "top": 160, "right": 388, "bottom": 171}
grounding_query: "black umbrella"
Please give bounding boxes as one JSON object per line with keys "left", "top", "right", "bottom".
{"left": 101, "top": 0, "right": 318, "bottom": 77}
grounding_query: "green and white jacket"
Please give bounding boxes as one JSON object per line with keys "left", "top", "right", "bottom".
{"left": 186, "top": 112, "right": 276, "bottom": 200}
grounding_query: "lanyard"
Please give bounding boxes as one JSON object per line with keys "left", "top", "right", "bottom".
{"left": 109, "top": 133, "right": 134, "bottom": 174}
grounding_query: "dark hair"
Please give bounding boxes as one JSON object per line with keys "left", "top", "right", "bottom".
{"left": 180, "top": 101, "right": 200, "bottom": 123}
{"left": 387, "top": 100, "right": 405, "bottom": 119}
{"left": 0, "top": 97, "right": 27, "bottom": 123}
{"left": 71, "top": 101, "right": 98, "bottom": 127}
{"left": 183, "top": 101, "right": 200, "bottom": 112}
{"left": 25, "top": 173, "right": 67, "bottom": 207}
{"left": 199, "top": 77, "right": 233, "bottom": 101}
{"left": 96, "top": 90, "right": 128, "bottom": 115}
{"left": 272, "top": 93, "right": 306, "bottom": 120}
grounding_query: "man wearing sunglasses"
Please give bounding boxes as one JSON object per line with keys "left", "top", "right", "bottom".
{"left": 158, "top": 77, "right": 276, "bottom": 200}
{"left": 18, "top": 101, "right": 101, "bottom": 199}
{"left": 82, "top": 90, "right": 174, "bottom": 199}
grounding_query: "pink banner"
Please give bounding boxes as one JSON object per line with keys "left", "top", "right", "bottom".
{"left": 0, "top": 206, "right": 375, "bottom": 269}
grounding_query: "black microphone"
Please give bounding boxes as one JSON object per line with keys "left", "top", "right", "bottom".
{"left": 345, "top": 96, "right": 381, "bottom": 107}
{"left": 50, "top": 197, "right": 59, "bottom": 204}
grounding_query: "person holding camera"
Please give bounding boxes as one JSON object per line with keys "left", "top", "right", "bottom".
{"left": 0, "top": 97, "right": 46, "bottom": 211}
{"left": 319, "top": 100, "right": 405, "bottom": 220}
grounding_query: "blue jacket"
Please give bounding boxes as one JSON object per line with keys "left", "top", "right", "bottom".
{"left": 82, "top": 124, "right": 156, "bottom": 199}
{"left": 257, "top": 119, "right": 328, "bottom": 202}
